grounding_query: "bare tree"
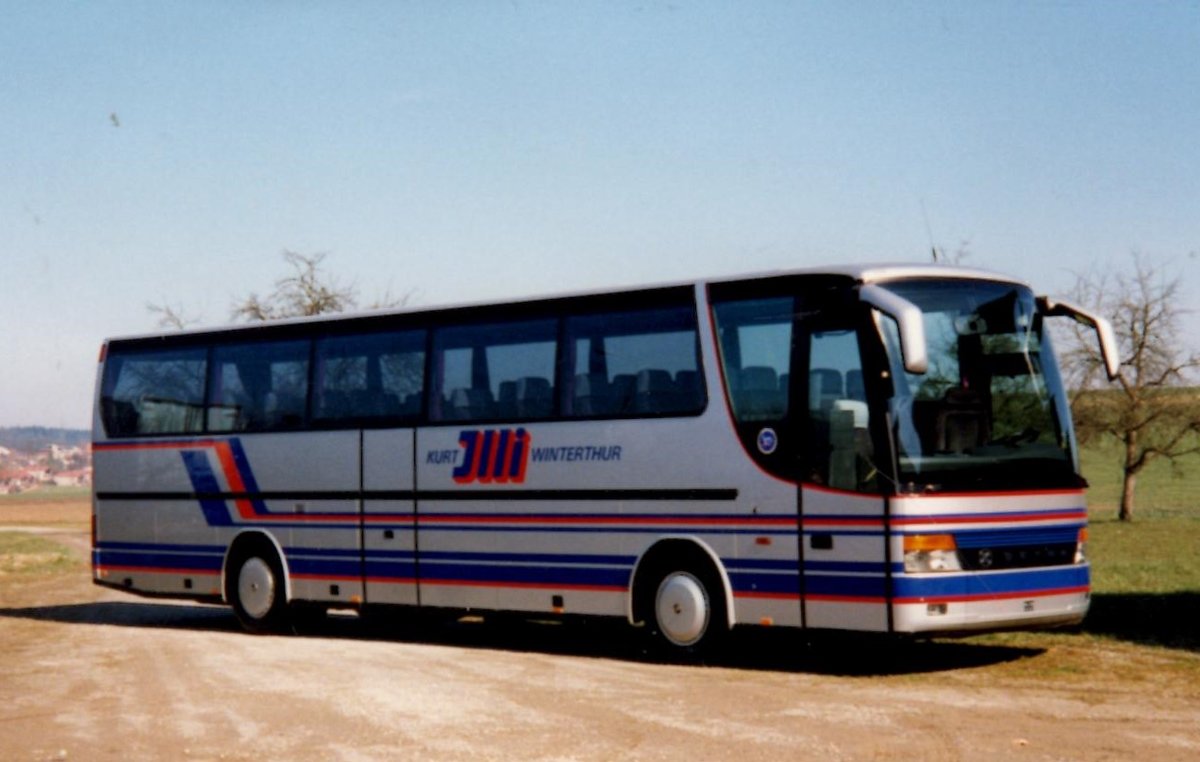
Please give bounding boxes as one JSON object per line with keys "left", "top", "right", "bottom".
{"left": 148, "top": 250, "right": 411, "bottom": 327}
{"left": 1060, "top": 254, "right": 1200, "bottom": 521}
{"left": 231, "top": 251, "right": 359, "bottom": 321}
{"left": 146, "top": 302, "right": 201, "bottom": 330}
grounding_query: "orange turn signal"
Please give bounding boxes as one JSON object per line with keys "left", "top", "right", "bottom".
{"left": 903, "top": 534, "right": 957, "bottom": 552}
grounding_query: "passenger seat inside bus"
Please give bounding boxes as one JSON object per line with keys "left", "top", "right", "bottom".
{"left": 496, "top": 381, "right": 518, "bottom": 418}
{"left": 936, "top": 388, "right": 989, "bottom": 453}
{"left": 572, "top": 370, "right": 699, "bottom": 416}
{"left": 573, "top": 373, "right": 613, "bottom": 415}
{"left": 635, "top": 369, "right": 685, "bottom": 414}
{"left": 809, "top": 368, "right": 843, "bottom": 417}
{"left": 446, "top": 387, "right": 494, "bottom": 420}
{"left": 350, "top": 389, "right": 402, "bottom": 418}
{"left": 262, "top": 392, "right": 304, "bottom": 429}
{"left": 611, "top": 374, "right": 637, "bottom": 413}
{"left": 736, "top": 366, "right": 785, "bottom": 419}
{"left": 515, "top": 376, "right": 553, "bottom": 418}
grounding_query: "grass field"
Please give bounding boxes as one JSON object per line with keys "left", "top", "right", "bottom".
{"left": 0, "top": 485, "right": 90, "bottom": 504}
{"left": 0, "top": 531, "right": 79, "bottom": 575}
{"left": 1080, "top": 433, "right": 1200, "bottom": 520}
{"left": 1068, "top": 438, "right": 1199, "bottom": 655}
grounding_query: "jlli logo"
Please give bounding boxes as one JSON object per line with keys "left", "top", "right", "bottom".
{"left": 452, "top": 429, "right": 531, "bottom": 484}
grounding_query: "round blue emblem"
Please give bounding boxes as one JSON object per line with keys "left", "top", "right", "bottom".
{"left": 757, "top": 427, "right": 778, "bottom": 455}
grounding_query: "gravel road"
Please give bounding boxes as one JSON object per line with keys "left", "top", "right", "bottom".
{"left": 2, "top": 520, "right": 1198, "bottom": 761}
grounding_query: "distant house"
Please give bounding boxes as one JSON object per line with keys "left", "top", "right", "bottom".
{"left": 0, "top": 468, "right": 20, "bottom": 493}
{"left": 0, "top": 467, "right": 38, "bottom": 494}
{"left": 0, "top": 435, "right": 93, "bottom": 492}
{"left": 51, "top": 468, "right": 92, "bottom": 487}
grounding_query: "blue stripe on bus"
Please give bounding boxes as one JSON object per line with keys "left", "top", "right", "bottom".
{"left": 802, "top": 560, "right": 890, "bottom": 574}
{"left": 179, "top": 450, "right": 234, "bottom": 526}
{"left": 94, "top": 549, "right": 224, "bottom": 572}
{"left": 417, "top": 549, "right": 636, "bottom": 567}
{"left": 727, "top": 571, "right": 800, "bottom": 596}
{"left": 286, "top": 547, "right": 362, "bottom": 559}
{"left": 364, "top": 559, "right": 418, "bottom": 580}
{"left": 288, "top": 557, "right": 362, "bottom": 578}
{"left": 725, "top": 558, "right": 796, "bottom": 572}
{"left": 893, "top": 565, "right": 1089, "bottom": 601}
{"left": 416, "top": 561, "right": 632, "bottom": 590}
{"left": 804, "top": 573, "right": 889, "bottom": 599}
{"left": 97, "top": 540, "right": 224, "bottom": 554}
{"left": 952, "top": 526, "right": 1081, "bottom": 548}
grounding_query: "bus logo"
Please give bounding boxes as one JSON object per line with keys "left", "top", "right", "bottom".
{"left": 453, "top": 428, "right": 531, "bottom": 484}
{"left": 757, "top": 427, "right": 778, "bottom": 455}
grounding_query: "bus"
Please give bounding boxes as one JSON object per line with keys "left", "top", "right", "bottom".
{"left": 92, "top": 264, "right": 1118, "bottom": 653}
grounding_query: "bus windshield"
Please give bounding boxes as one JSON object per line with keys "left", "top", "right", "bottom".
{"left": 877, "top": 278, "right": 1081, "bottom": 493}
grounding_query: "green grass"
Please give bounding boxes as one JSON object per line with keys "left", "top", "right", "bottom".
{"left": 0, "top": 531, "right": 81, "bottom": 575}
{"left": 965, "top": 438, "right": 1200, "bottom": 663}
{"left": 1088, "top": 514, "right": 1200, "bottom": 594}
{"left": 0, "top": 485, "right": 90, "bottom": 503}
{"left": 1079, "top": 432, "right": 1200, "bottom": 519}
{"left": 1082, "top": 514, "right": 1198, "bottom": 652}
{"left": 1077, "top": 438, "right": 1198, "bottom": 647}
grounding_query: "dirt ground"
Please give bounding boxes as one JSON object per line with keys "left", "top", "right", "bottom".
{"left": 2, "top": 499, "right": 1198, "bottom": 761}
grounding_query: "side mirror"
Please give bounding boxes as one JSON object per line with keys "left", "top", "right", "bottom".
{"left": 1037, "top": 296, "right": 1120, "bottom": 380}
{"left": 861, "top": 284, "right": 928, "bottom": 374}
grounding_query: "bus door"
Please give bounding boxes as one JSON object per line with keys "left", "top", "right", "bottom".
{"left": 795, "top": 312, "right": 890, "bottom": 632}
{"left": 711, "top": 291, "right": 807, "bottom": 629}
{"left": 310, "top": 329, "right": 426, "bottom": 608}
{"left": 361, "top": 429, "right": 419, "bottom": 606}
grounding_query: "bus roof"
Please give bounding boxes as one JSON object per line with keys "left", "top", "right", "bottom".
{"left": 708, "top": 262, "right": 1027, "bottom": 289}
{"left": 103, "top": 262, "right": 1029, "bottom": 344}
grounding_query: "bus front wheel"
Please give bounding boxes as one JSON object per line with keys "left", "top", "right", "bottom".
{"left": 640, "top": 559, "right": 727, "bottom": 659}
{"left": 228, "top": 544, "right": 288, "bottom": 634}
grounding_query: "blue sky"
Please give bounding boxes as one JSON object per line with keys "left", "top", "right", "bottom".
{"left": 2, "top": 1, "right": 1197, "bottom": 428}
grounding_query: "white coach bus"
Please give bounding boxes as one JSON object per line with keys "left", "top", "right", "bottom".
{"left": 92, "top": 264, "right": 1117, "bottom": 653}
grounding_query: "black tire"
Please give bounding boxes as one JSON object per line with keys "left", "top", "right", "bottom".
{"left": 639, "top": 557, "right": 728, "bottom": 660}
{"left": 227, "top": 543, "right": 289, "bottom": 634}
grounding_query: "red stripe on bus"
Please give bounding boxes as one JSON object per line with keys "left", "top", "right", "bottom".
{"left": 894, "top": 585, "right": 1089, "bottom": 605}
{"left": 95, "top": 565, "right": 220, "bottom": 576}
{"left": 892, "top": 511, "right": 1087, "bottom": 526}
{"left": 413, "top": 514, "right": 792, "bottom": 526}
{"left": 804, "top": 594, "right": 888, "bottom": 604}
{"left": 733, "top": 591, "right": 801, "bottom": 601}
{"left": 417, "top": 579, "right": 623, "bottom": 593}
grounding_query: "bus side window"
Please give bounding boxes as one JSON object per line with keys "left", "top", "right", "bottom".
{"left": 563, "top": 305, "right": 704, "bottom": 418}
{"left": 207, "top": 339, "right": 310, "bottom": 432}
{"left": 100, "top": 346, "right": 207, "bottom": 436}
{"left": 313, "top": 329, "right": 425, "bottom": 426}
{"left": 806, "top": 330, "right": 874, "bottom": 492}
{"left": 712, "top": 297, "right": 793, "bottom": 424}
{"left": 430, "top": 319, "right": 558, "bottom": 423}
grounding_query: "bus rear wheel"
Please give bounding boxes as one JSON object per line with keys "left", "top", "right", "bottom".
{"left": 228, "top": 544, "right": 288, "bottom": 634}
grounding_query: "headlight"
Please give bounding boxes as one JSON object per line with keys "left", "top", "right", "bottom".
{"left": 903, "top": 534, "right": 961, "bottom": 573}
{"left": 1074, "top": 527, "right": 1088, "bottom": 564}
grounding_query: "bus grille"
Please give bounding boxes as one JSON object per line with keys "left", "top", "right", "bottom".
{"left": 954, "top": 527, "right": 1079, "bottom": 570}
